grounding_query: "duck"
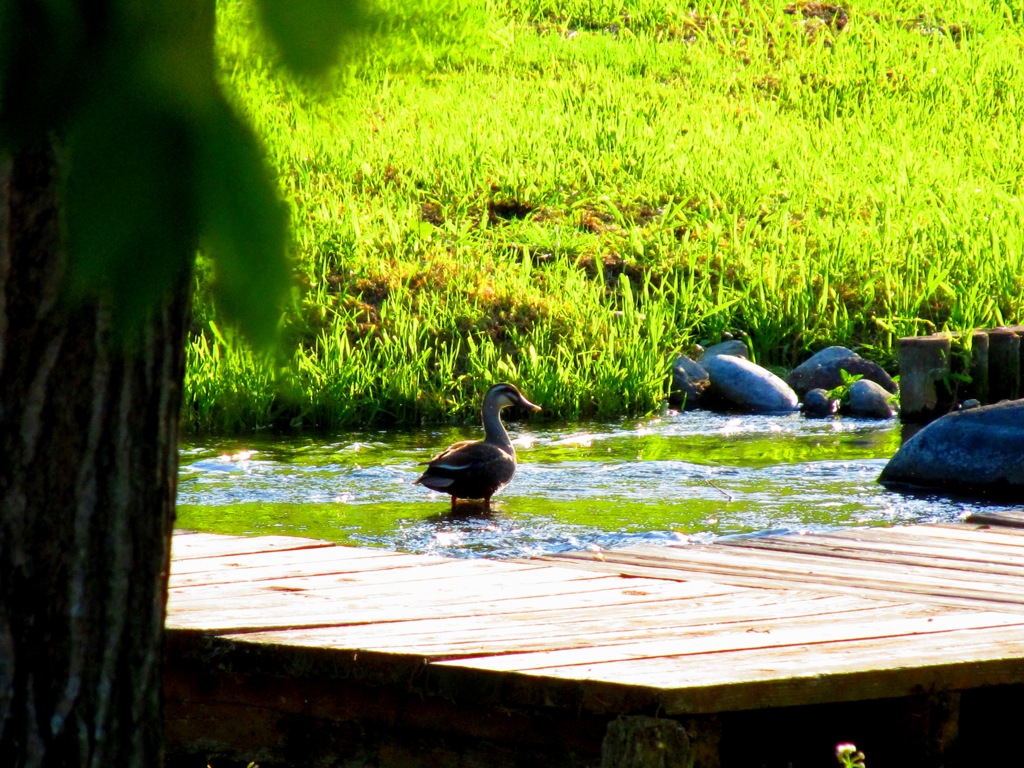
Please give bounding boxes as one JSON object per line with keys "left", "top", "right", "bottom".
{"left": 414, "top": 383, "right": 541, "bottom": 510}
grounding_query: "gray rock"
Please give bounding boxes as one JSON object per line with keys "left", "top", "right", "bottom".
{"left": 785, "top": 348, "right": 897, "bottom": 396}
{"left": 878, "top": 399, "right": 1024, "bottom": 498}
{"left": 702, "top": 354, "right": 800, "bottom": 414}
{"left": 699, "top": 340, "right": 750, "bottom": 361}
{"left": 669, "top": 355, "right": 710, "bottom": 409}
{"left": 792, "top": 346, "right": 857, "bottom": 370}
{"left": 802, "top": 388, "right": 838, "bottom": 418}
{"left": 844, "top": 379, "right": 896, "bottom": 419}
{"left": 787, "top": 351, "right": 850, "bottom": 395}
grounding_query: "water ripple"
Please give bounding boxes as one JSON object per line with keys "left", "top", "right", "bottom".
{"left": 177, "top": 411, "right": 1020, "bottom": 558}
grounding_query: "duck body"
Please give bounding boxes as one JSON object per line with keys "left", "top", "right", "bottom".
{"left": 414, "top": 383, "right": 540, "bottom": 509}
{"left": 414, "top": 440, "right": 517, "bottom": 502}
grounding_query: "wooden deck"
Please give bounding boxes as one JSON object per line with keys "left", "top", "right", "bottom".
{"left": 165, "top": 518, "right": 1024, "bottom": 768}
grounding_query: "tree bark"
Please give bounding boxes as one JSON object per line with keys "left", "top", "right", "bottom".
{"left": 0, "top": 142, "right": 191, "bottom": 766}
{"left": 602, "top": 716, "right": 695, "bottom": 768}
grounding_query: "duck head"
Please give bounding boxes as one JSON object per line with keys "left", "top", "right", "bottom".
{"left": 486, "top": 383, "right": 542, "bottom": 414}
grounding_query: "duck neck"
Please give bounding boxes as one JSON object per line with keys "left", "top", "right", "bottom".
{"left": 482, "top": 403, "right": 515, "bottom": 456}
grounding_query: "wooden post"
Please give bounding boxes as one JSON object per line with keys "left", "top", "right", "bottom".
{"left": 898, "top": 335, "right": 953, "bottom": 423}
{"left": 602, "top": 716, "right": 698, "bottom": 768}
{"left": 904, "top": 692, "right": 960, "bottom": 768}
{"left": 987, "top": 329, "right": 1020, "bottom": 402}
{"left": 1007, "top": 325, "right": 1024, "bottom": 398}
{"left": 963, "top": 331, "right": 989, "bottom": 404}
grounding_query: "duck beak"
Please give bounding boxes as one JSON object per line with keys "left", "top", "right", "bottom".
{"left": 519, "top": 395, "right": 542, "bottom": 412}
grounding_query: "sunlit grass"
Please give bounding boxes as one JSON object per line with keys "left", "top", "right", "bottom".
{"left": 184, "top": 0, "right": 1024, "bottom": 432}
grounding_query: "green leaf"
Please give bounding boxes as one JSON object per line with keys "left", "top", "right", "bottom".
{"left": 839, "top": 369, "right": 863, "bottom": 386}
{"left": 196, "top": 96, "right": 290, "bottom": 347}
{"left": 0, "top": 0, "right": 88, "bottom": 149}
{"left": 256, "top": 0, "right": 367, "bottom": 76}
{"left": 64, "top": 79, "right": 199, "bottom": 326}
{"left": 824, "top": 370, "right": 864, "bottom": 403}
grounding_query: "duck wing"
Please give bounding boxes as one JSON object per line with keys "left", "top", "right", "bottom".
{"left": 420, "top": 440, "right": 477, "bottom": 466}
{"left": 414, "top": 440, "right": 515, "bottom": 495}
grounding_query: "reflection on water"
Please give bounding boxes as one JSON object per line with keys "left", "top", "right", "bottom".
{"left": 176, "top": 411, "right": 1018, "bottom": 558}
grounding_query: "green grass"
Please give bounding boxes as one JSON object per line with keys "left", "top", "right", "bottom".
{"left": 184, "top": 0, "right": 1024, "bottom": 432}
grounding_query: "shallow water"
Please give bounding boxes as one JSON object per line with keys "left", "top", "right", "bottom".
{"left": 177, "top": 410, "right": 1019, "bottom": 559}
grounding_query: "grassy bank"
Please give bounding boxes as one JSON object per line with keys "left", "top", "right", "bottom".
{"left": 185, "top": 0, "right": 1024, "bottom": 432}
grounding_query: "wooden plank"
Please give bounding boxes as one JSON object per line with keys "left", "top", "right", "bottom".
{"left": 170, "top": 531, "right": 337, "bottom": 560}
{"left": 536, "top": 559, "right": 1023, "bottom": 613}
{"left": 170, "top": 542, "right": 406, "bottom": 578}
{"left": 588, "top": 620, "right": 1024, "bottom": 690}
{"left": 170, "top": 552, "right": 443, "bottom": 587}
{"left": 432, "top": 621, "right": 1024, "bottom": 713}
{"left": 228, "top": 606, "right": 946, "bottom": 659}
{"left": 170, "top": 549, "right": 492, "bottom": 589}
{"left": 170, "top": 559, "right": 617, "bottom": 604}
{"left": 221, "top": 591, "right": 900, "bottom": 654}
{"left": 905, "top": 522, "right": 1024, "bottom": 547}
{"left": 590, "top": 622, "right": 1024, "bottom": 714}
{"left": 167, "top": 571, "right": 752, "bottom": 632}
{"left": 718, "top": 533, "right": 1024, "bottom": 578}
{"left": 966, "top": 510, "right": 1024, "bottom": 529}
{"left": 541, "top": 543, "right": 1024, "bottom": 609}
{"left": 665, "top": 542, "right": 1024, "bottom": 590}
{"left": 168, "top": 568, "right": 744, "bottom": 615}
{"left": 432, "top": 608, "right": 1024, "bottom": 672}
{"left": 818, "top": 526, "right": 1024, "bottom": 559}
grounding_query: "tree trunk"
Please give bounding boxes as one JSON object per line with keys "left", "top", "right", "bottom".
{"left": 0, "top": 143, "right": 191, "bottom": 766}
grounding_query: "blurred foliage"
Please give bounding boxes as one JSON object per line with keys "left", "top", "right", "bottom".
{"left": 0, "top": 0, "right": 364, "bottom": 345}
{"left": 257, "top": 0, "right": 369, "bottom": 75}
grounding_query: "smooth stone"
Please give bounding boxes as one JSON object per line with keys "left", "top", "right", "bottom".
{"left": 699, "top": 340, "right": 750, "bottom": 361}
{"left": 802, "top": 388, "right": 838, "bottom": 418}
{"left": 791, "top": 346, "right": 856, "bottom": 372}
{"left": 878, "top": 399, "right": 1024, "bottom": 498}
{"left": 787, "top": 346, "right": 856, "bottom": 394}
{"left": 844, "top": 379, "right": 896, "bottom": 419}
{"left": 669, "top": 355, "right": 710, "bottom": 409}
{"left": 702, "top": 354, "right": 800, "bottom": 414}
{"left": 785, "top": 349, "right": 897, "bottom": 396}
